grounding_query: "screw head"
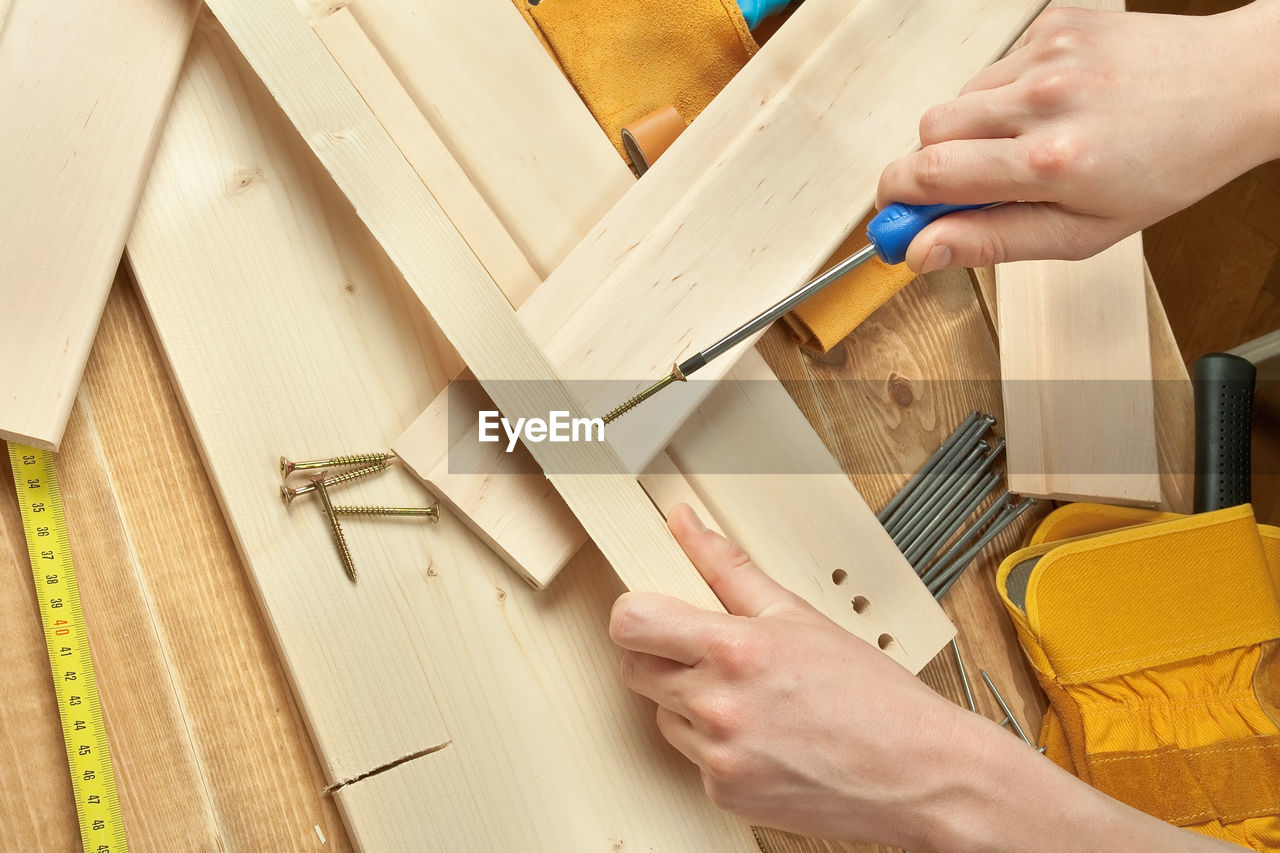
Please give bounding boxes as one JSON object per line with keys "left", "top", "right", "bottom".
{"left": 280, "top": 456, "right": 295, "bottom": 479}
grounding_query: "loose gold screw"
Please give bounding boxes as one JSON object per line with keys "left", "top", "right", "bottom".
{"left": 280, "top": 451, "right": 394, "bottom": 479}
{"left": 333, "top": 502, "right": 440, "bottom": 521}
{"left": 280, "top": 461, "right": 390, "bottom": 505}
{"left": 312, "top": 475, "right": 357, "bottom": 582}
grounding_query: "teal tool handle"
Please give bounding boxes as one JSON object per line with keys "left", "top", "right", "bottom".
{"left": 867, "top": 202, "right": 988, "bottom": 265}
{"left": 737, "top": 0, "right": 791, "bottom": 29}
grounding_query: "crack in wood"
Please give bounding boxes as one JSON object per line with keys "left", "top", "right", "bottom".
{"left": 325, "top": 741, "right": 453, "bottom": 794}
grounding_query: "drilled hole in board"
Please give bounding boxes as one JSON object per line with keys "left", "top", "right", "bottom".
{"left": 851, "top": 596, "right": 871, "bottom": 615}
{"left": 831, "top": 569, "right": 848, "bottom": 585}
{"left": 877, "top": 633, "right": 895, "bottom": 651}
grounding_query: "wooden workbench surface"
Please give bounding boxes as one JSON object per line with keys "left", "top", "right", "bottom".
{"left": 0, "top": 257, "right": 1192, "bottom": 851}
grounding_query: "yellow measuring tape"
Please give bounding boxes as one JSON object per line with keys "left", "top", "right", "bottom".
{"left": 9, "top": 443, "right": 127, "bottom": 853}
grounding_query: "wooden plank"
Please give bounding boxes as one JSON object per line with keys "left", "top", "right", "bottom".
{"left": 0, "top": 270, "right": 351, "bottom": 850}
{"left": 343, "top": 0, "right": 633, "bottom": 279}
{"left": 668, "top": 349, "right": 955, "bottom": 668}
{"left": 997, "top": 235, "right": 1161, "bottom": 505}
{"left": 126, "top": 18, "right": 754, "bottom": 849}
{"left": 312, "top": 9, "right": 542, "bottom": 310}
{"left": 392, "top": 0, "right": 1048, "bottom": 526}
{"left": 756, "top": 266, "right": 1052, "bottom": 760}
{"left": 319, "top": 2, "right": 951, "bottom": 667}
{"left": 0, "top": 0, "right": 199, "bottom": 450}
{"left": 202, "top": 0, "right": 723, "bottom": 611}
{"left": 978, "top": 260, "right": 1192, "bottom": 514}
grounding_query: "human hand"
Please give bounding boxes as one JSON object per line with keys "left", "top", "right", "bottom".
{"left": 877, "top": 3, "right": 1280, "bottom": 272}
{"left": 608, "top": 503, "right": 992, "bottom": 847}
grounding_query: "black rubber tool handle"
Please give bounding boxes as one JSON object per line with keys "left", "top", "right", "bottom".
{"left": 1193, "top": 353, "right": 1256, "bottom": 513}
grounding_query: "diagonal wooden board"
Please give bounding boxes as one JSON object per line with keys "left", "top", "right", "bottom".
{"left": 341, "top": 0, "right": 633, "bottom": 281}
{"left": 387, "top": 0, "right": 1047, "bottom": 582}
{"left": 127, "top": 17, "right": 755, "bottom": 849}
{"left": 202, "top": 0, "right": 737, "bottom": 612}
{"left": 0, "top": 0, "right": 200, "bottom": 450}
{"left": 313, "top": 5, "right": 951, "bottom": 668}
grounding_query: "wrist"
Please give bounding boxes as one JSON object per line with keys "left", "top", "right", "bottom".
{"left": 1220, "top": 1, "right": 1280, "bottom": 167}
{"left": 908, "top": 714, "right": 1220, "bottom": 853}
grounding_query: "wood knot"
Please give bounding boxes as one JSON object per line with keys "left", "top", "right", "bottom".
{"left": 343, "top": 280, "right": 356, "bottom": 294}
{"left": 495, "top": 587, "right": 507, "bottom": 602}
{"left": 227, "top": 167, "right": 264, "bottom": 196}
{"left": 888, "top": 375, "right": 914, "bottom": 408}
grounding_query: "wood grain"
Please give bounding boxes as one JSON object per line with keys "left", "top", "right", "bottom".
{"left": 997, "top": 236, "right": 1161, "bottom": 505}
{"left": 977, "top": 261, "right": 1196, "bottom": 515}
{"left": 394, "top": 0, "right": 1048, "bottom": 551}
{"left": 203, "top": 0, "right": 725, "bottom": 612}
{"left": 127, "top": 18, "right": 754, "bottom": 849}
{"left": 0, "top": 0, "right": 199, "bottom": 449}
{"left": 0, "top": 269, "right": 351, "bottom": 851}
{"left": 343, "top": 0, "right": 632, "bottom": 279}
{"left": 758, "top": 267, "right": 1053, "bottom": 742}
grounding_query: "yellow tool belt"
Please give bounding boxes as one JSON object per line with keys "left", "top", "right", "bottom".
{"left": 998, "top": 503, "right": 1280, "bottom": 850}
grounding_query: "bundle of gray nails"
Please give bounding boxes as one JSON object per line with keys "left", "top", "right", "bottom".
{"left": 880, "top": 411, "right": 1043, "bottom": 751}
{"left": 278, "top": 451, "right": 440, "bottom": 582}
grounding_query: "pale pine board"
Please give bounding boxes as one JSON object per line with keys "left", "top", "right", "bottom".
{"left": 343, "top": 0, "right": 633, "bottom": 279}
{"left": 320, "top": 4, "right": 951, "bottom": 668}
{"left": 0, "top": 0, "right": 199, "bottom": 449}
{"left": 127, "top": 19, "right": 753, "bottom": 849}
{"left": 393, "top": 0, "right": 1049, "bottom": 518}
{"left": 997, "top": 235, "right": 1161, "bottom": 504}
{"left": 203, "top": 0, "right": 726, "bottom": 613}
{"left": 312, "top": 9, "right": 542, "bottom": 310}
{"left": 667, "top": 349, "right": 955, "bottom": 667}
{"left": 0, "top": 271, "right": 351, "bottom": 850}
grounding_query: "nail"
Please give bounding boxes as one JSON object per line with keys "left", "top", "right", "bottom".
{"left": 951, "top": 639, "right": 977, "bottom": 713}
{"left": 981, "top": 669, "right": 1033, "bottom": 747}
{"left": 921, "top": 244, "right": 952, "bottom": 273}
{"left": 281, "top": 451, "right": 393, "bottom": 479}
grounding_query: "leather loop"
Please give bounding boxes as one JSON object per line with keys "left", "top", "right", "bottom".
{"left": 620, "top": 105, "right": 686, "bottom": 175}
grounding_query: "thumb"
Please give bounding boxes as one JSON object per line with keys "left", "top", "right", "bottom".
{"left": 667, "top": 503, "right": 803, "bottom": 618}
{"left": 904, "top": 203, "right": 1115, "bottom": 271}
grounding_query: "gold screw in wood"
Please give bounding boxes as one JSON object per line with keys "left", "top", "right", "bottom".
{"left": 333, "top": 502, "right": 440, "bottom": 522}
{"left": 312, "top": 475, "right": 357, "bottom": 582}
{"left": 280, "top": 451, "right": 394, "bottom": 479}
{"left": 280, "top": 461, "right": 390, "bottom": 505}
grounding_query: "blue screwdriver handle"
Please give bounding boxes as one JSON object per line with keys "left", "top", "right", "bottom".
{"left": 867, "top": 202, "right": 988, "bottom": 265}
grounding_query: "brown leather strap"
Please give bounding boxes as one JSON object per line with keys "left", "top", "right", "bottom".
{"left": 620, "top": 105, "right": 686, "bottom": 175}
{"left": 1087, "top": 734, "right": 1280, "bottom": 826}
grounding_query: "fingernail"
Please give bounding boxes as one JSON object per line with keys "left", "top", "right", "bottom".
{"left": 921, "top": 244, "right": 952, "bottom": 273}
{"left": 686, "top": 506, "right": 707, "bottom": 532}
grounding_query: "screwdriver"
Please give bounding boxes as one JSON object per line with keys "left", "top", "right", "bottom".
{"left": 602, "top": 202, "right": 989, "bottom": 423}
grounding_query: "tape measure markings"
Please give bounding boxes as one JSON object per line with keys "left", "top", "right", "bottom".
{"left": 9, "top": 443, "right": 128, "bottom": 853}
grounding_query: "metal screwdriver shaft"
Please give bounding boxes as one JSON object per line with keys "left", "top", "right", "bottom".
{"left": 603, "top": 244, "right": 877, "bottom": 424}
{"left": 601, "top": 202, "right": 989, "bottom": 424}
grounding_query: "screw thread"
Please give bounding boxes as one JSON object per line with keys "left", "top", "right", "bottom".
{"left": 313, "top": 478, "right": 357, "bottom": 582}
{"left": 281, "top": 451, "right": 394, "bottom": 478}
{"left": 323, "top": 460, "right": 391, "bottom": 487}
{"left": 333, "top": 503, "right": 440, "bottom": 520}
{"left": 602, "top": 392, "right": 647, "bottom": 425}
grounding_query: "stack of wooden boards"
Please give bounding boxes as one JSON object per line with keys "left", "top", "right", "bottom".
{"left": 0, "top": 0, "right": 1170, "bottom": 848}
